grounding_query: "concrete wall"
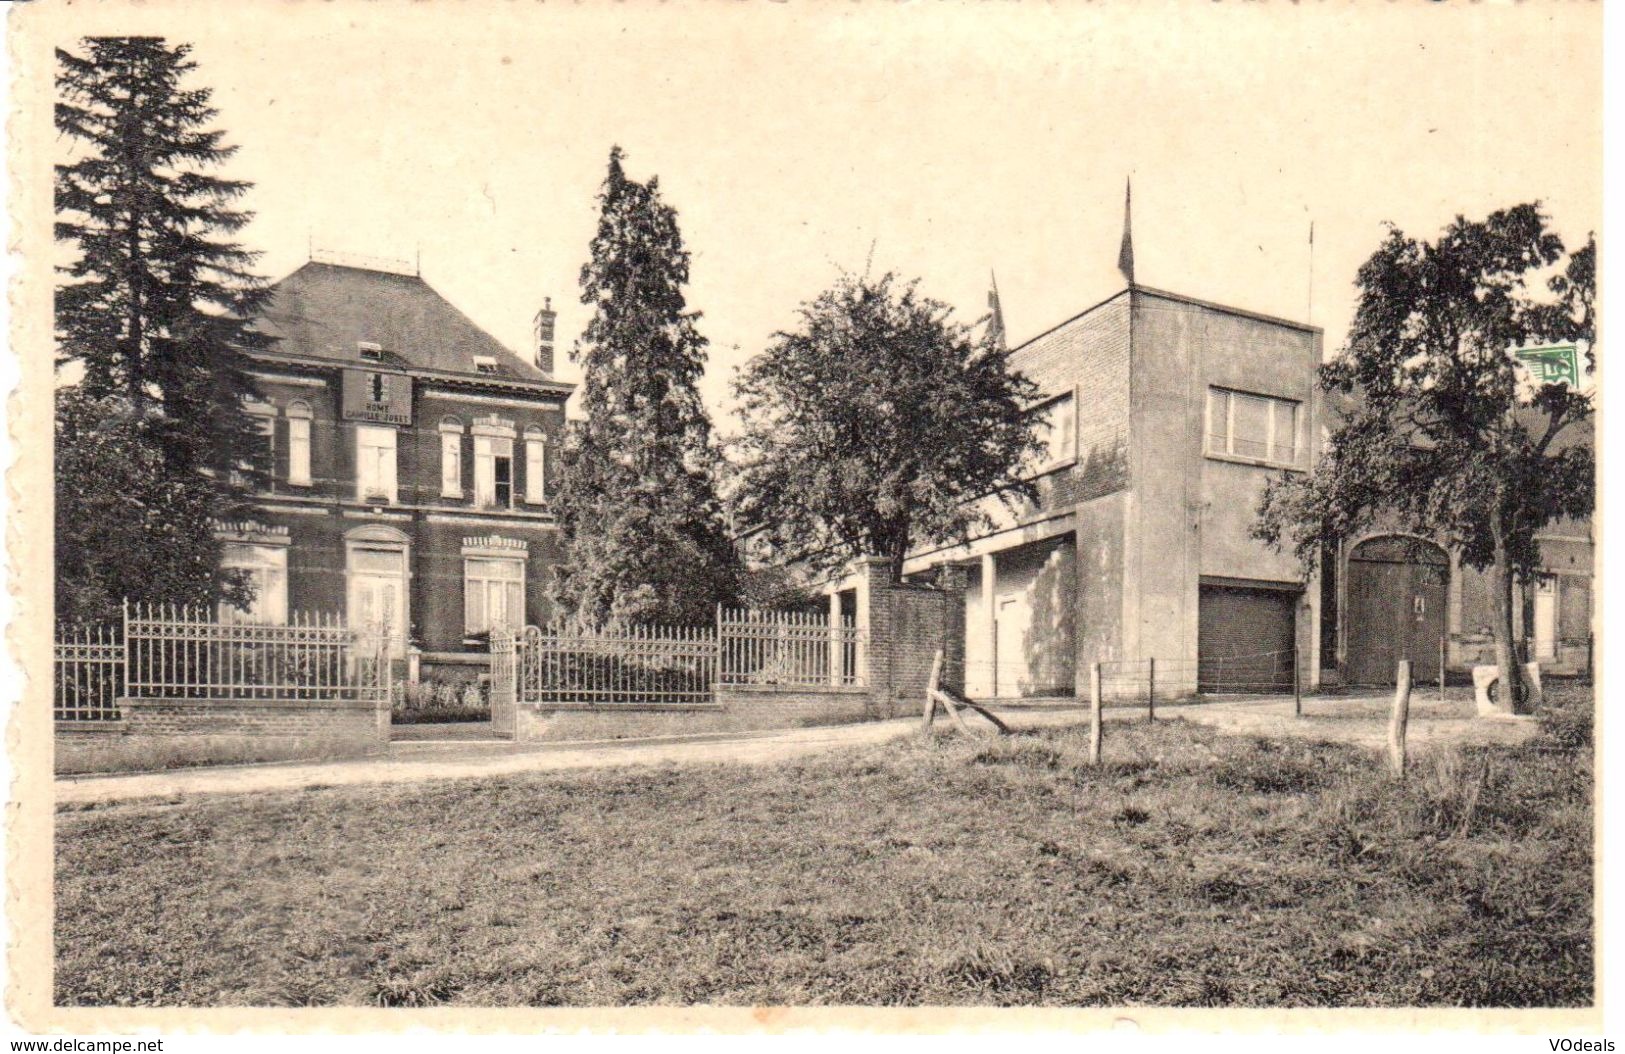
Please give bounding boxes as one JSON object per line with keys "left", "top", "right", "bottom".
{"left": 1074, "top": 493, "right": 1128, "bottom": 667}
{"left": 1126, "top": 290, "right": 1322, "bottom": 691}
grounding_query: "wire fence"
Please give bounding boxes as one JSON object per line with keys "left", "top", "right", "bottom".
{"left": 945, "top": 647, "right": 1300, "bottom": 704}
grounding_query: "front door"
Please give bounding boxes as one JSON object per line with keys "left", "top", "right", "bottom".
{"left": 348, "top": 547, "right": 408, "bottom": 656}
{"left": 995, "top": 596, "right": 1026, "bottom": 697}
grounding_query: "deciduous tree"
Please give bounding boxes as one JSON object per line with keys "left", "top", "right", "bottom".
{"left": 733, "top": 271, "right": 1043, "bottom": 583}
{"left": 1255, "top": 204, "right": 1594, "bottom": 707}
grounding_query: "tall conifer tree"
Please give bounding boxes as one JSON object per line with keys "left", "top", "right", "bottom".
{"left": 549, "top": 147, "right": 739, "bottom": 627}
{"left": 54, "top": 37, "right": 267, "bottom": 624}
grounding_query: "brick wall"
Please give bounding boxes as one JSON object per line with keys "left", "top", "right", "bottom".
{"left": 55, "top": 697, "right": 388, "bottom": 773}
{"left": 1011, "top": 294, "right": 1133, "bottom": 513}
{"left": 511, "top": 562, "right": 969, "bottom": 742}
{"left": 117, "top": 698, "right": 386, "bottom": 740}
{"left": 516, "top": 688, "right": 877, "bottom": 742}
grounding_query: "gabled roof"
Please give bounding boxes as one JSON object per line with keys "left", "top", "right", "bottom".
{"left": 254, "top": 261, "right": 553, "bottom": 384}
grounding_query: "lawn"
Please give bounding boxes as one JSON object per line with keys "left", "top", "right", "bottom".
{"left": 54, "top": 686, "right": 1593, "bottom": 1008}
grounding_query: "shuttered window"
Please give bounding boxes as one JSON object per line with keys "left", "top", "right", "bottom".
{"left": 524, "top": 427, "right": 546, "bottom": 504}
{"left": 356, "top": 425, "right": 398, "bottom": 503}
{"left": 286, "top": 401, "right": 313, "bottom": 486}
{"left": 465, "top": 557, "right": 525, "bottom": 635}
{"left": 440, "top": 417, "right": 464, "bottom": 498}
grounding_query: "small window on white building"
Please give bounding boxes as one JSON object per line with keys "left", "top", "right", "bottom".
{"left": 464, "top": 556, "right": 525, "bottom": 635}
{"left": 1032, "top": 392, "right": 1076, "bottom": 469}
{"left": 220, "top": 543, "right": 289, "bottom": 624}
{"left": 286, "top": 401, "right": 313, "bottom": 486}
{"left": 1207, "top": 388, "right": 1299, "bottom": 467}
{"left": 356, "top": 425, "right": 398, "bottom": 503}
{"left": 439, "top": 416, "right": 464, "bottom": 498}
{"left": 524, "top": 425, "right": 546, "bottom": 504}
{"left": 474, "top": 435, "right": 515, "bottom": 508}
{"left": 473, "top": 355, "right": 499, "bottom": 375}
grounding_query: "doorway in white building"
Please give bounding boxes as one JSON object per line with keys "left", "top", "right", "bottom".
{"left": 1533, "top": 576, "right": 1558, "bottom": 661}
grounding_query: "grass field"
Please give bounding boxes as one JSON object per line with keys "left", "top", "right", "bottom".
{"left": 55, "top": 686, "right": 1593, "bottom": 1008}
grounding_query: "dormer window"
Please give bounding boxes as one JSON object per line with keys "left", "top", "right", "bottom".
{"left": 473, "top": 355, "right": 499, "bottom": 375}
{"left": 358, "top": 342, "right": 384, "bottom": 363}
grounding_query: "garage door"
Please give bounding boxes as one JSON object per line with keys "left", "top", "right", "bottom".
{"left": 1345, "top": 535, "right": 1448, "bottom": 685}
{"left": 1198, "top": 582, "right": 1298, "bottom": 693}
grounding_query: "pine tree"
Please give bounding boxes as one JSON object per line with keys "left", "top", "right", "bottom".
{"left": 549, "top": 147, "right": 739, "bottom": 627}
{"left": 54, "top": 37, "right": 268, "bottom": 624}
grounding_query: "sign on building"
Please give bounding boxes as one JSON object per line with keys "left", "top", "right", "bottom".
{"left": 342, "top": 369, "right": 413, "bottom": 425}
{"left": 1515, "top": 344, "right": 1580, "bottom": 388}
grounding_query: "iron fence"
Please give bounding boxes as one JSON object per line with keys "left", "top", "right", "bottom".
{"left": 124, "top": 603, "right": 392, "bottom": 702}
{"left": 54, "top": 603, "right": 393, "bottom": 720}
{"left": 54, "top": 623, "right": 124, "bottom": 722}
{"left": 718, "top": 607, "right": 865, "bottom": 688}
{"left": 517, "top": 624, "right": 719, "bottom": 706}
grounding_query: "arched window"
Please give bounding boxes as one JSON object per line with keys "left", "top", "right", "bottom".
{"left": 285, "top": 400, "right": 313, "bottom": 486}
{"left": 439, "top": 416, "right": 465, "bottom": 498}
{"left": 523, "top": 425, "right": 546, "bottom": 504}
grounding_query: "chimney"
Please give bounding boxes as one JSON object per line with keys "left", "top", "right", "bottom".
{"left": 533, "top": 297, "right": 557, "bottom": 375}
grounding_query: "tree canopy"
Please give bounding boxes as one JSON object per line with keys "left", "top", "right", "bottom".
{"left": 55, "top": 37, "right": 268, "bottom": 624}
{"left": 732, "top": 271, "right": 1043, "bottom": 582}
{"left": 547, "top": 147, "right": 739, "bottom": 627}
{"left": 1255, "top": 203, "right": 1594, "bottom": 705}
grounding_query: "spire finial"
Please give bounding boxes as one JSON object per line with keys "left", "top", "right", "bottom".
{"left": 987, "top": 270, "right": 1007, "bottom": 351}
{"left": 1118, "top": 177, "right": 1135, "bottom": 286}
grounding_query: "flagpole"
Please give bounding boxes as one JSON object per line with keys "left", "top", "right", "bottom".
{"left": 1307, "top": 220, "right": 1315, "bottom": 325}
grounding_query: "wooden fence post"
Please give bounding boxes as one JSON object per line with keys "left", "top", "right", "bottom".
{"left": 1439, "top": 635, "right": 1446, "bottom": 704}
{"left": 1089, "top": 662, "right": 1103, "bottom": 766}
{"left": 1388, "top": 659, "right": 1412, "bottom": 779}
{"left": 1292, "top": 643, "right": 1302, "bottom": 718}
{"left": 1146, "top": 657, "right": 1156, "bottom": 723}
{"left": 922, "top": 649, "right": 942, "bottom": 729}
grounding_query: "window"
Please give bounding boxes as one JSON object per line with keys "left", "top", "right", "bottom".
{"left": 220, "top": 544, "right": 288, "bottom": 624}
{"left": 440, "top": 417, "right": 464, "bottom": 498}
{"left": 464, "top": 557, "right": 525, "bottom": 635}
{"left": 473, "top": 355, "right": 498, "bottom": 375}
{"left": 1032, "top": 392, "right": 1076, "bottom": 469}
{"left": 524, "top": 425, "right": 546, "bottom": 504}
{"left": 286, "top": 401, "right": 312, "bottom": 486}
{"left": 356, "top": 425, "right": 398, "bottom": 502}
{"left": 474, "top": 435, "right": 514, "bottom": 508}
{"left": 236, "top": 398, "right": 276, "bottom": 486}
{"left": 1207, "top": 388, "right": 1299, "bottom": 466}
{"left": 358, "top": 342, "right": 383, "bottom": 362}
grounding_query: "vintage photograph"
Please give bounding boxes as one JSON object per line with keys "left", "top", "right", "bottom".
{"left": 6, "top": 0, "right": 1604, "bottom": 1032}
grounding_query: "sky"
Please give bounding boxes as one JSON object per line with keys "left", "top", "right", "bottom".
{"left": 36, "top": 2, "right": 1603, "bottom": 433}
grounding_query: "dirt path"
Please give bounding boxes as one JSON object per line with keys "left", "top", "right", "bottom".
{"left": 57, "top": 694, "right": 1540, "bottom": 809}
{"left": 1169, "top": 693, "right": 1541, "bottom": 752}
{"left": 56, "top": 707, "right": 1092, "bottom": 808}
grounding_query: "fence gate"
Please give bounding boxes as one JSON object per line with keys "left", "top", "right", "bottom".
{"left": 489, "top": 627, "right": 517, "bottom": 737}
